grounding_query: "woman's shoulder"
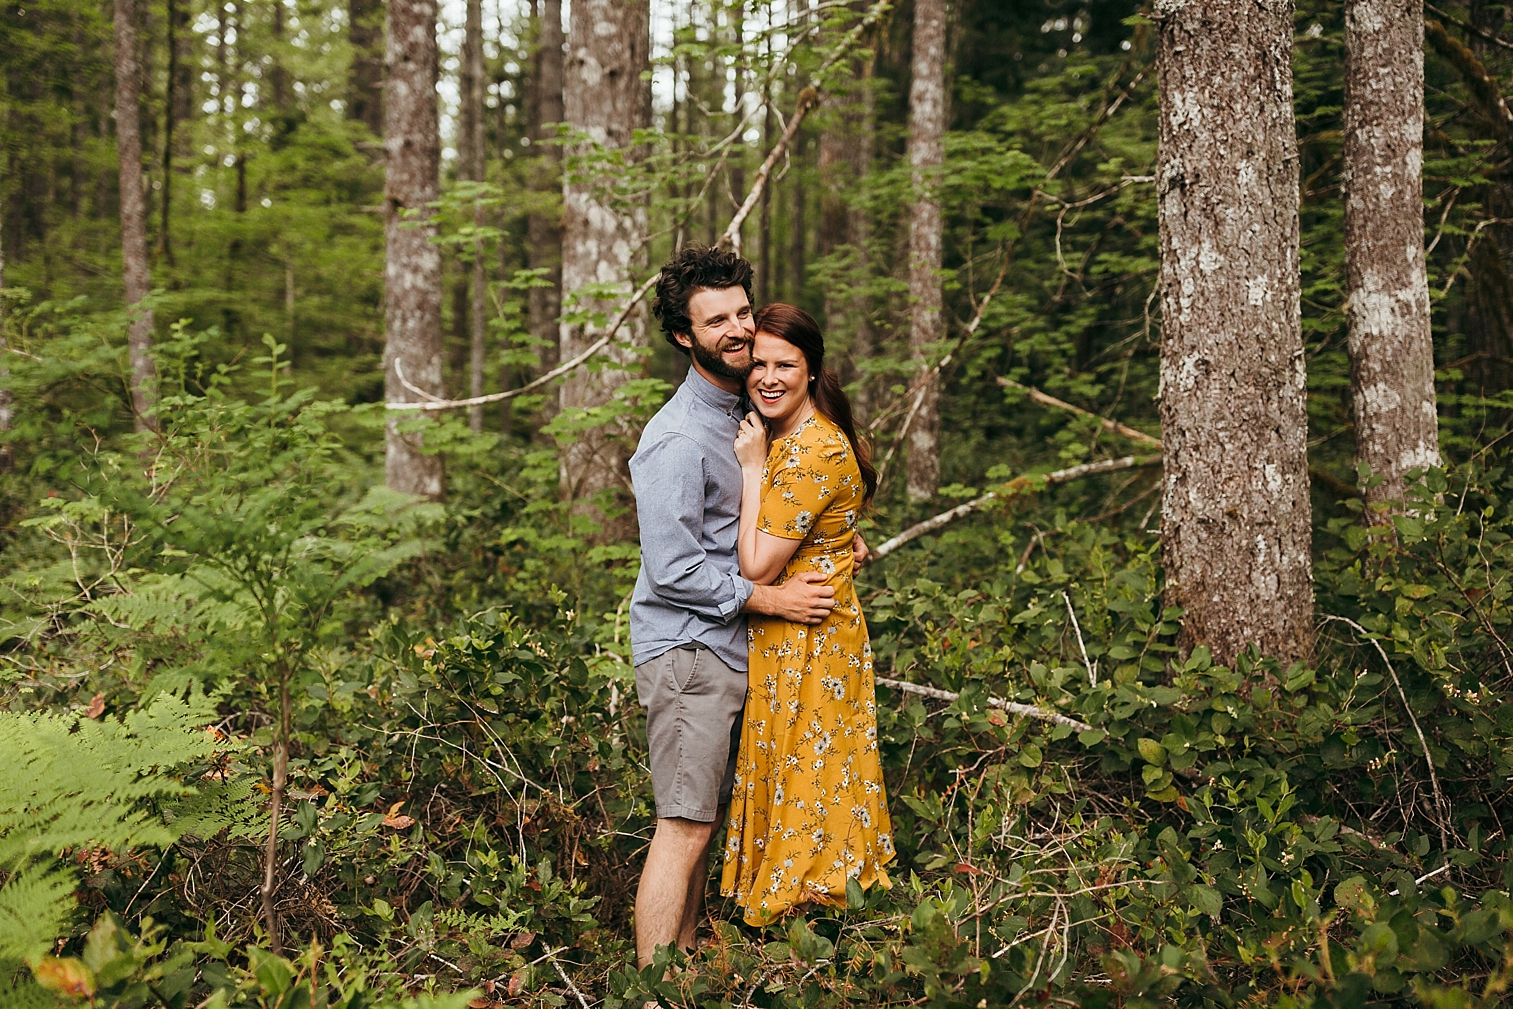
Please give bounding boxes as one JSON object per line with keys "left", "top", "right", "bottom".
{"left": 803, "top": 414, "right": 852, "bottom": 461}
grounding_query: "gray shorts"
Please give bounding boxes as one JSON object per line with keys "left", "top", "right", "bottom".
{"left": 634, "top": 645, "right": 746, "bottom": 823}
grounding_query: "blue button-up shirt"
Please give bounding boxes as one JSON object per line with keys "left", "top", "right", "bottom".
{"left": 628, "top": 366, "right": 755, "bottom": 671}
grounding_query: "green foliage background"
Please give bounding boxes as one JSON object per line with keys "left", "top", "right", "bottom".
{"left": 1, "top": 0, "right": 1513, "bottom": 1005}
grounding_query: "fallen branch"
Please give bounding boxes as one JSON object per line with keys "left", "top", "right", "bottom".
{"left": 548, "top": 951, "right": 591, "bottom": 1009}
{"left": 720, "top": 88, "right": 819, "bottom": 257}
{"left": 389, "top": 1, "right": 888, "bottom": 414}
{"left": 875, "top": 676, "right": 1094, "bottom": 733}
{"left": 868, "top": 251, "right": 1008, "bottom": 434}
{"left": 998, "top": 378, "right": 1160, "bottom": 448}
{"left": 871, "top": 455, "right": 1158, "bottom": 561}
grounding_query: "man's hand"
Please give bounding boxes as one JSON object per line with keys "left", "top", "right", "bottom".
{"left": 746, "top": 572, "right": 835, "bottom": 625}
{"left": 852, "top": 531, "right": 870, "bottom": 570}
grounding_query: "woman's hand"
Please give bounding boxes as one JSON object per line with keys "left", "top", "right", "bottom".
{"left": 734, "top": 411, "right": 768, "bottom": 471}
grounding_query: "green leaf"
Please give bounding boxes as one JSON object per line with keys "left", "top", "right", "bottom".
{"left": 1137, "top": 737, "right": 1167, "bottom": 765}
{"left": 1190, "top": 885, "right": 1223, "bottom": 918}
{"left": 845, "top": 877, "right": 865, "bottom": 911}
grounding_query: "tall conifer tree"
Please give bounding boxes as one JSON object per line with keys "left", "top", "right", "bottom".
{"left": 1344, "top": 0, "right": 1439, "bottom": 505}
{"left": 528, "top": 0, "right": 565, "bottom": 421}
{"left": 559, "top": 0, "right": 650, "bottom": 521}
{"left": 113, "top": 0, "right": 157, "bottom": 431}
{"left": 382, "top": 0, "right": 445, "bottom": 500}
{"left": 905, "top": 0, "right": 946, "bottom": 501}
{"left": 1155, "top": 0, "right": 1313, "bottom": 665}
{"left": 460, "top": 0, "right": 487, "bottom": 433}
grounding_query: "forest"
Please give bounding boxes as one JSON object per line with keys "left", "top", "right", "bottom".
{"left": 2, "top": 0, "right": 1513, "bottom": 1004}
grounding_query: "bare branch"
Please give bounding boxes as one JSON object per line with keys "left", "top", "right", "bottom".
{"left": 871, "top": 455, "right": 1159, "bottom": 560}
{"left": 386, "top": 272, "right": 660, "bottom": 412}
{"left": 874, "top": 676, "right": 1094, "bottom": 732}
{"left": 1062, "top": 590, "right": 1097, "bottom": 687}
{"left": 720, "top": 0, "right": 892, "bottom": 254}
{"left": 1320, "top": 614, "right": 1452, "bottom": 852}
{"left": 997, "top": 378, "right": 1162, "bottom": 447}
{"left": 871, "top": 255, "right": 1011, "bottom": 488}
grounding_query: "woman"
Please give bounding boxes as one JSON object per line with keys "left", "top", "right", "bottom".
{"left": 720, "top": 303, "right": 894, "bottom": 926}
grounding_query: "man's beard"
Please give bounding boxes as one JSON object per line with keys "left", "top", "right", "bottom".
{"left": 690, "top": 334, "right": 752, "bottom": 381}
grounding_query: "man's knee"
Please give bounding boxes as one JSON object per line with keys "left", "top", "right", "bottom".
{"left": 656, "top": 815, "right": 718, "bottom": 848}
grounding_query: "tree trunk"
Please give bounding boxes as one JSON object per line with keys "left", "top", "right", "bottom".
{"left": 383, "top": 0, "right": 445, "bottom": 500}
{"left": 0, "top": 221, "right": 11, "bottom": 473}
{"left": 528, "top": 0, "right": 565, "bottom": 425}
{"left": 759, "top": 71, "right": 774, "bottom": 307}
{"left": 271, "top": 0, "right": 289, "bottom": 108}
{"left": 348, "top": 0, "right": 385, "bottom": 136}
{"left": 461, "top": 0, "right": 488, "bottom": 433}
{"left": 904, "top": 0, "right": 945, "bottom": 502}
{"left": 850, "top": 68, "right": 876, "bottom": 422}
{"left": 161, "top": 0, "right": 186, "bottom": 266}
{"left": 1156, "top": 0, "right": 1313, "bottom": 666}
{"left": 1344, "top": 0, "right": 1439, "bottom": 506}
{"left": 559, "top": 0, "right": 650, "bottom": 519}
{"left": 820, "top": 63, "right": 875, "bottom": 420}
{"left": 114, "top": 0, "right": 157, "bottom": 432}
{"left": 730, "top": 11, "right": 746, "bottom": 250}
{"left": 789, "top": 129, "right": 808, "bottom": 303}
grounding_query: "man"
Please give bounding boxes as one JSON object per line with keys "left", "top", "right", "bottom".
{"left": 629, "top": 245, "right": 862, "bottom": 965}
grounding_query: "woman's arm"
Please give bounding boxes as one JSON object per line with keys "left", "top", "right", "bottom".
{"left": 734, "top": 413, "right": 805, "bottom": 585}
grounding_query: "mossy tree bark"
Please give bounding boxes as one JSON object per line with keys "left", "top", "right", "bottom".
{"left": 382, "top": 0, "right": 445, "bottom": 500}
{"left": 1344, "top": 0, "right": 1439, "bottom": 506}
{"left": 1155, "top": 0, "right": 1314, "bottom": 666}
{"left": 559, "top": 0, "right": 649, "bottom": 523}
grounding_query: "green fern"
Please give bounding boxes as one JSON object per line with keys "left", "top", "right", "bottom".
{"left": 0, "top": 689, "right": 251, "bottom": 966}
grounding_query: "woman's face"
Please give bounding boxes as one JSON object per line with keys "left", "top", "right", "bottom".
{"left": 747, "top": 332, "right": 812, "bottom": 427}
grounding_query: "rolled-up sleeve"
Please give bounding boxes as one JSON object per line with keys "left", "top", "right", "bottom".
{"left": 631, "top": 433, "right": 753, "bottom": 622}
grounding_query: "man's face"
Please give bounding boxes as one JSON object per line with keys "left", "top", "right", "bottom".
{"left": 679, "top": 286, "right": 755, "bottom": 382}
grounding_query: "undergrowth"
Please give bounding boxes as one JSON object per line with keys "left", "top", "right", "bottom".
{"left": 0, "top": 348, "right": 1508, "bottom": 1007}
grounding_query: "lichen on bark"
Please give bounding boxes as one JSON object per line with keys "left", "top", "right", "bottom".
{"left": 1155, "top": 0, "right": 1315, "bottom": 666}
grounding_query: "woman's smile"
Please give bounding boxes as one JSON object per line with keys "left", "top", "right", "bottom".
{"left": 748, "top": 332, "right": 813, "bottom": 437}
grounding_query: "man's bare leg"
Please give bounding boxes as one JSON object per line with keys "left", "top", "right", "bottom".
{"left": 635, "top": 816, "right": 718, "bottom": 968}
{"left": 677, "top": 806, "right": 725, "bottom": 950}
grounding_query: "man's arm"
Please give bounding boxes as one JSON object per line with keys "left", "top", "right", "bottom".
{"left": 631, "top": 434, "right": 752, "bottom": 622}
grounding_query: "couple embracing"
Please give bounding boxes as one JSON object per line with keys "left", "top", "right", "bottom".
{"left": 628, "top": 244, "right": 894, "bottom": 963}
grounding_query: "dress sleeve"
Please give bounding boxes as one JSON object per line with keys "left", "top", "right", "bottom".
{"left": 757, "top": 425, "right": 847, "bottom": 541}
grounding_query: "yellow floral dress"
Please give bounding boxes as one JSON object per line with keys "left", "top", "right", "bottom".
{"left": 720, "top": 413, "right": 894, "bottom": 925}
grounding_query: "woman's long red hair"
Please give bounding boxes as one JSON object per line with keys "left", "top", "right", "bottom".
{"left": 752, "top": 303, "right": 877, "bottom": 504}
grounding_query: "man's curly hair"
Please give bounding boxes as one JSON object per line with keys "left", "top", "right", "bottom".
{"left": 651, "top": 245, "right": 754, "bottom": 355}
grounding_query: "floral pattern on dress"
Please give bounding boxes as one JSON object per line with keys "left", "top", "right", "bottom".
{"left": 720, "top": 414, "right": 894, "bottom": 926}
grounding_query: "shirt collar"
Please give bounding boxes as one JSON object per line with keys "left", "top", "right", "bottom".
{"left": 684, "top": 365, "right": 745, "bottom": 417}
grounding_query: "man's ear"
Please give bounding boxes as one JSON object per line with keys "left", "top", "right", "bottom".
{"left": 673, "top": 330, "right": 694, "bottom": 351}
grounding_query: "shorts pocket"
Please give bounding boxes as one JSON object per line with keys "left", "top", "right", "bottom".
{"left": 669, "top": 647, "right": 703, "bottom": 693}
